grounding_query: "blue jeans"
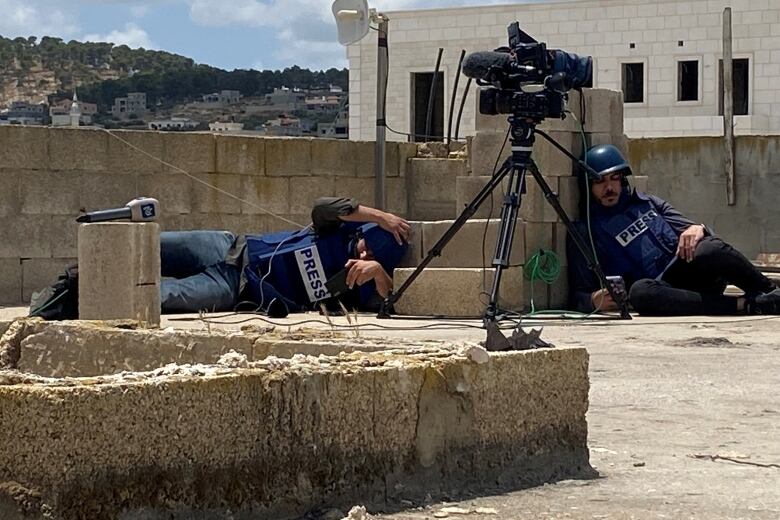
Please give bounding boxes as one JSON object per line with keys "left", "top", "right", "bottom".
{"left": 160, "top": 231, "right": 240, "bottom": 313}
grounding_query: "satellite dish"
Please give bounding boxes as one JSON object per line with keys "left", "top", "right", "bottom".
{"left": 332, "top": 0, "right": 370, "bottom": 45}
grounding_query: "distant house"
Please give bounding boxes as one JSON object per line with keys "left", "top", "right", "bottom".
{"left": 0, "top": 101, "right": 47, "bottom": 125}
{"left": 264, "top": 87, "right": 306, "bottom": 111}
{"left": 148, "top": 117, "right": 199, "bottom": 131}
{"left": 208, "top": 121, "right": 245, "bottom": 133}
{"left": 112, "top": 92, "right": 147, "bottom": 119}
{"left": 263, "top": 113, "right": 312, "bottom": 137}
{"left": 202, "top": 90, "right": 241, "bottom": 106}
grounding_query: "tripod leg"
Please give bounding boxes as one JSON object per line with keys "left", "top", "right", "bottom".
{"left": 378, "top": 159, "right": 514, "bottom": 317}
{"left": 484, "top": 163, "right": 525, "bottom": 323}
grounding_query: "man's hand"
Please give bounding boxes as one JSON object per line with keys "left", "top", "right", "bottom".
{"left": 378, "top": 212, "right": 411, "bottom": 245}
{"left": 591, "top": 288, "right": 618, "bottom": 312}
{"left": 676, "top": 224, "right": 705, "bottom": 262}
{"left": 345, "top": 259, "right": 393, "bottom": 297}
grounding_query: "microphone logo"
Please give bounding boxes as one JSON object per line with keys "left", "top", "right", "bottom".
{"left": 141, "top": 204, "right": 156, "bottom": 219}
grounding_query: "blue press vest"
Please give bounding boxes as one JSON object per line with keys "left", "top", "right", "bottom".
{"left": 592, "top": 196, "right": 678, "bottom": 283}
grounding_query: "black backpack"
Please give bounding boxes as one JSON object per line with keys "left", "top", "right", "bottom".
{"left": 28, "top": 264, "right": 79, "bottom": 320}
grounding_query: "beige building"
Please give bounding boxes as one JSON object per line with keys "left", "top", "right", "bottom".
{"left": 348, "top": 0, "right": 780, "bottom": 140}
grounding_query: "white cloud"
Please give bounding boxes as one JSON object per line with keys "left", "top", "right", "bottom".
{"left": 186, "top": 0, "right": 523, "bottom": 69}
{"left": 0, "top": 0, "right": 79, "bottom": 39}
{"left": 83, "top": 23, "right": 157, "bottom": 49}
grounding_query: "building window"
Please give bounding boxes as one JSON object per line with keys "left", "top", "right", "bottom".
{"left": 677, "top": 60, "right": 699, "bottom": 102}
{"left": 410, "top": 71, "right": 444, "bottom": 143}
{"left": 718, "top": 58, "right": 749, "bottom": 116}
{"left": 621, "top": 62, "right": 644, "bottom": 103}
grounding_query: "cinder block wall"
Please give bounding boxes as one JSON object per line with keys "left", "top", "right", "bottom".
{"left": 629, "top": 135, "right": 780, "bottom": 259}
{"left": 0, "top": 126, "right": 416, "bottom": 304}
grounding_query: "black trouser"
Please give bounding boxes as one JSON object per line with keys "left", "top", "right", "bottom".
{"left": 628, "top": 236, "right": 776, "bottom": 316}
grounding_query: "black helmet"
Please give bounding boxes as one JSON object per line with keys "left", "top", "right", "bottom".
{"left": 584, "top": 144, "right": 632, "bottom": 179}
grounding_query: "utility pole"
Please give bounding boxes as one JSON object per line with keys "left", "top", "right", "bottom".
{"left": 723, "top": 7, "right": 736, "bottom": 206}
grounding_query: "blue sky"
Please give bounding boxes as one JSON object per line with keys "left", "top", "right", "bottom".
{"left": 0, "top": 0, "right": 545, "bottom": 71}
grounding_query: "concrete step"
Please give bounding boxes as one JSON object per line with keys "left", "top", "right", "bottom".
{"left": 393, "top": 265, "right": 570, "bottom": 316}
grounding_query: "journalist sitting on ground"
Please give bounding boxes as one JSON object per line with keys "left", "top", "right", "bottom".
{"left": 161, "top": 197, "right": 410, "bottom": 316}
{"left": 567, "top": 144, "right": 780, "bottom": 316}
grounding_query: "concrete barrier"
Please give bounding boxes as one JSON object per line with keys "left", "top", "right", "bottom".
{"left": 0, "top": 330, "right": 590, "bottom": 520}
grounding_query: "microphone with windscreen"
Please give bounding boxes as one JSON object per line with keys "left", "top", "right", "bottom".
{"left": 76, "top": 197, "right": 160, "bottom": 223}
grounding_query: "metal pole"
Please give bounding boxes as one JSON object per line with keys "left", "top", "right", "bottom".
{"left": 454, "top": 78, "right": 471, "bottom": 142}
{"left": 424, "top": 48, "right": 444, "bottom": 142}
{"left": 723, "top": 7, "right": 736, "bottom": 206}
{"left": 375, "top": 15, "right": 388, "bottom": 210}
{"left": 447, "top": 50, "right": 466, "bottom": 144}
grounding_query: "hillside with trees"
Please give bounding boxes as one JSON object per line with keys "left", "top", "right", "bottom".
{"left": 0, "top": 35, "right": 347, "bottom": 109}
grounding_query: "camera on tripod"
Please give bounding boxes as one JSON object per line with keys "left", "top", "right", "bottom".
{"left": 463, "top": 22, "right": 594, "bottom": 121}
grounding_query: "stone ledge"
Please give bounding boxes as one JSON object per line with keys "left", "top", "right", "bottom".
{"left": 0, "top": 343, "right": 590, "bottom": 519}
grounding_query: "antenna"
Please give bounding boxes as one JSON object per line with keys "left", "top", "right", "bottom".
{"left": 332, "top": 0, "right": 389, "bottom": 210}
{"left": 332, "top": 0, "right": 370, "bottom": 45}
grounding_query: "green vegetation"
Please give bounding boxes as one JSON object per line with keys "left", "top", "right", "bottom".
{"left": 0, "top": 35, "right": 347, "bottom": 111}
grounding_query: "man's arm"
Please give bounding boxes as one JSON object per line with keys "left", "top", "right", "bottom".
{"left": 311, "top": 197, "right": 411, "bottom": 244}
{"left": 649, "top": 194, "right": 710, "bottom": 262}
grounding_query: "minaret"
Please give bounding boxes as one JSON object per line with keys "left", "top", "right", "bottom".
{"left": 69, "top": 91, "right": 81, "bottom": 127}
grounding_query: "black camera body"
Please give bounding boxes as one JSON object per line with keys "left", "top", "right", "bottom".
{"left": 468, "top": 22, "right": 593, "bottom": 121}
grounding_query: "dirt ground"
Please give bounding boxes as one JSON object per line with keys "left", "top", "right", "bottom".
{"left": 2, "top": 307, "right": 779, "bottom": 519}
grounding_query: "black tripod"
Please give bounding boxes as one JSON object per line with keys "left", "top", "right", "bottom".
{"left": 379, "top": 114, "right": 632, "bottom": 323}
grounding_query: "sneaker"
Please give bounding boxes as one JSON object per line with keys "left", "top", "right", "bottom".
{"left": 753, "top": 288, "right": 780, "bottom": 314}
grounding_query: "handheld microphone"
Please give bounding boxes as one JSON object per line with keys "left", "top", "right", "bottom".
{"left": 461, "top": 51, "right": 513, "bottom": 81}
{"left": 76, "top": 197, "right": 160, "bottom": 223}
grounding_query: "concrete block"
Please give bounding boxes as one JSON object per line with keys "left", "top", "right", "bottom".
{"left": 398, "top": 221, "right": 424, "bottom": 268}
{"left": 106, "top": 129, "right": 164, "bottom": 174}
{"left": 353, "top": 141, "right": 376, "bottom": 177}
{"left": 632, "top": 175, "right": 649, "bottom": 192}
{"left": 289, "top": 176, "right": 337, "bottom": 215}
{"left": 192, "top": 174, "right": 242, "bottom": 214}
{"left": 0, "top": 216, "right": 52, "bottom": 258}
{"left": 422, "top": 219, "right": 525, "bottom": 268}
{"left": 557, "top": 176, "right": 580, "bottom": 220}
{"left": 328, "top": 177, "right": 372, "bottom": 207}
{"left": 22, "top": 258, "right": 76, "bottom": 302}
{"left": 0, "top": 258, "right": 22, "bottom": 304}
{"left": 0, "top": 126, "right": 48, "bottom": 170}
{"left": 20, "top": 171, "right": 80, "bottom": 215}
{"left": 387, "top": 177, "right": 408, "bottom": 217}
{"left": 49, "top": 216, "right": 79, "bottom": 258}
{"left": 240, "top": 176, "right": 291, "bottom": 216}
{"left": 455, "top": 175, "right": 509, "bottom": 220}
{"left": 0, "top": 170, "right": 21, "bottom": 217}
{"left": 78, "top": 223, "right": 161, "bottom": 326}
{"left": 49, "top": 127, "right": 108, "bottom": 172}
{"left": 394, "top": 266, "right": 524, "bottom": 316}
{"left": 547, "top": 268, "right": 570, "bottom": 310}
{"left": 162, "top": 132, "right": 216, "bottom": 174}
{"left": 583, "top": 88, "right": 624, "bottom": 135}
{"left": 532, "top": 131, "right": 582, "bottom": 176}
{"left": 519, "top": 176, "right": 560, "bottom": 223}
{"left": 406, "top": 158, "right": 464, "bottom": 220}
{"left": 216, "top": 135, "right": 265, "bottom": 175}
{"left": 311, "top": 139, "right": 355, "bottom": 176}
{"left": 470, "top": 130, "right": 509, "bottom": 177}
{"left": 265, "top": 137, "right": 312, "bottom": 176}
{"left": 586, "top": 132, "right": 628, "bottom": 158}
{"left": 397, "top": 142, "right": 418, "bottom": 177}
{"left": 137, "top": 173, "right": 193, "bottom": 215}
{"left": 79, "top": 173, "right": 138, "bottom": 212}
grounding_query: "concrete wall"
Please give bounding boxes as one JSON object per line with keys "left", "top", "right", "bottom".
{"left": 0, "top": 126, "right": 416, "bottom": 304}
{"left": 348, "top": 0, "right": 780, "bottom": 140}
{"left": 628, "top": 135, "right": 780, "bottom": 258}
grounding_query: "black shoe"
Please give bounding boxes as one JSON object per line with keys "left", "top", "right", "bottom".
{"left": 753, "top": 288, "right": 780, "bottom": 314}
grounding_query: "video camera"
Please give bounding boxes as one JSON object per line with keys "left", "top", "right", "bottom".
{"left": 462, "top": 22, "right": 593, "bottom": 121}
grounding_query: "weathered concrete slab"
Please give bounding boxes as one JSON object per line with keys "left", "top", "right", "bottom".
{"left": 0, "top": 341, "right": 589, "bottom": 520}
{"left": 0, "top": 126, "right": 48, "bottom": 170}
{"left": 0, "top": 260, "right": 22, "bottom": 305}
{"left": 265, "top": 137, "right": 313, "bottom": 176}
{"left": 406, "top": 158, "right": 465, "bottom": 220}
{"left": 215, "top": 135, "right": 265, "bottom": 176}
